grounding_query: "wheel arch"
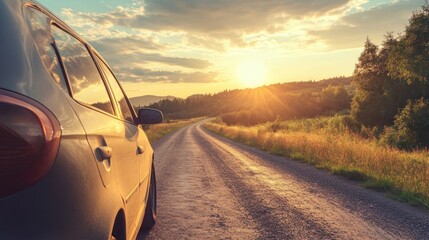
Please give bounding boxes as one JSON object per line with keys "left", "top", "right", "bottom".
{"left": 111, "top": 209, "right": 126, "bottom": 240}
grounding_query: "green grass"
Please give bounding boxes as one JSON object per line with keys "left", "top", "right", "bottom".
{"left": 205, "top": 117, "right": 429, "bottom": 209}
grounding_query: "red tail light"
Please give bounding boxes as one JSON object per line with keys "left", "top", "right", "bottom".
{"left": 0, "top": 89, "right": 61, "bottom": 198}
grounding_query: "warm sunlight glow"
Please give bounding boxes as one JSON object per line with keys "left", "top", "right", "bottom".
{"left": 236, "top": 60, "right": 267, "bottom": 88}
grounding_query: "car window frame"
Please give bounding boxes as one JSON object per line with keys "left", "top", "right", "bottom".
{"left": 49, "top": 22, "right": 119, "bottom": 118}
{"left": 23, "top": 6, "right": 72, "bottom": 95}
{"left": 92, "top": 51, "right": 138, "bottom": 124}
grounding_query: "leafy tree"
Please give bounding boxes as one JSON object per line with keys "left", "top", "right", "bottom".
{"left": 351, "top": 39, "right": 390, "bottom": 126}
{"left": 381, "top": 98, "right": 429, "bottom": 150}
{"left": 388, "top": 3, "right": 429, "bottom": 88}
{"left": 378, "top": 33, "right": 411, "bottom": 123}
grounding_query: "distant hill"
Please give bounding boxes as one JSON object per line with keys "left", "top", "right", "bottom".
{"left": 130, "top": 95, "right": 176, "bottom": 107}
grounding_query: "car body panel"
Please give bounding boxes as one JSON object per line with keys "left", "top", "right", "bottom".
{"left": 0, "top": 136, "right": 122, "bottom": 239}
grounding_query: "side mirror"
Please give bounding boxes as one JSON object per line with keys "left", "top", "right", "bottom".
{"left": 138, "top": 108, "right": 164, "bottom": 124}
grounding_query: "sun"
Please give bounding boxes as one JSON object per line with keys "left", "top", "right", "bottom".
{"left": 236, "top": 60, "right": 267, "bottom": 88}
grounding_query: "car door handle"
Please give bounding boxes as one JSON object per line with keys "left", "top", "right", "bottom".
{"left": 97, "top": 146, "right": 112, "bottom": 160}
{"left": 137, "top": 146, "right": 144, "bottom": 155}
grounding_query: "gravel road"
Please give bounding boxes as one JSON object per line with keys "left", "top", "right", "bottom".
{"left": 138, "top": 120, "right": 429, "bottom": 239}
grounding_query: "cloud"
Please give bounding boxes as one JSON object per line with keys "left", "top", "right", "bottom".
{"left": 309, "top": 0, "right": 423, "bottom": 49}
{"left": 100, "top": 51, "right": 211, "bottom": 70}
{"left": 91, "top": 36, "right": 164, "bottom": 54}
{"left": 88, "top": 36, "right": 212, "bottom": 71}
{"left": 61, "top": 0, "right": 353, "bottom": 47}
{"left": 87, "top": 36, "right": 214, "bottom": 83}
{"left": 131, "top": 0, "right": 351, "bottom": 32}
{"left": 186, "top": 35, "right": 228, "bottom": 52}
{"left": 138, "top": 53, "right": 212, "bottom": 69}
{"left": 115, "top": 67, "right": 218, "bottom": 83}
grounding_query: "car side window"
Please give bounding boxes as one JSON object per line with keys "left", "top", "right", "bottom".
{"left": 51, "top": 26, "right": 114, "bottom": 115}
{"left": 95, "top": 56, "right": 134, "bottom": 122}
{"left": 24, "top": 7, "right": 68, "bottom": 92}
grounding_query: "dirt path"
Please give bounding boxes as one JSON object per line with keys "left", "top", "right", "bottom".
{"left": 138, "top": 120, "right": 429, "bottom": 239}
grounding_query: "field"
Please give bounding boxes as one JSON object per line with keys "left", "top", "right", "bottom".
{"left": 205, "top": 116, "right": 429, "bottom": 208}
{"left": 144, "top": 118, "right": 202, "bottom": 143}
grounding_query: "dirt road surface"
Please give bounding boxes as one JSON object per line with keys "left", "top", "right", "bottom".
{"left": 138, "top": 120, "right": 429, "bottom": 239}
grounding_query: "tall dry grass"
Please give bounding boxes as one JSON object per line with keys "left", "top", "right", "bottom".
{"left": 205, "top": 118, "right": 429, "bottom": 208}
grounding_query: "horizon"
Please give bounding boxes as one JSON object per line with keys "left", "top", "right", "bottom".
{"left": 38, "top": 0, "right": 423, "bottom": 98}
{"left": 129, "top": 76, "right": 352, "bottom": 99}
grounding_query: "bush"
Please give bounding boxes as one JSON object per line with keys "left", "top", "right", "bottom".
{"left": 381, "top": 98, "right": 429, "bottom": 150}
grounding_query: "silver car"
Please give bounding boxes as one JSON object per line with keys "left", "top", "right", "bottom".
{"left": 0, "top": 1, "right": 162, "bottom": 239}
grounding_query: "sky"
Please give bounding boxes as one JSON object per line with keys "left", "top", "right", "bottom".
{"left": 38, "top": 0, "right": 424, "bottom": 98}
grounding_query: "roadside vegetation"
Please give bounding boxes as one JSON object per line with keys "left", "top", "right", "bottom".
{"left": 144, "top": 118, "right": 202, "bottom": 143}
{"left": 205, "top": 116, "right": 429, "bottom": 208}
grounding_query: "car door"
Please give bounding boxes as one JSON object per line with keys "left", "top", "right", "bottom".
{"left": 51, "top": 25, "right": 141, "bottom": 231}
{"left": 93, "top": 54, "right": 153, "bottom": 209}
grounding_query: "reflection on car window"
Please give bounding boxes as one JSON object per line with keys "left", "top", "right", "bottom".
{"left": 52, "top": 26, "right": 114, "bottom": 115}
{"left": 24, "top": 7, "right": 68, "bottom": 92}
{"left": 96, "top": 56, "right": 134, "bottom": 122}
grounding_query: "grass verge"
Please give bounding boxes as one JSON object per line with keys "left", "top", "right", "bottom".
{"left": 204, "top": 120, "right": 429, "bottom": 209}
{"left": 144, "top": 118, "right": 202, "bottom": 143}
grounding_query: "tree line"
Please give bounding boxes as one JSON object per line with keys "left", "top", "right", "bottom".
{"left": 144, "top": 76, "right": 352, "bottom": 125}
